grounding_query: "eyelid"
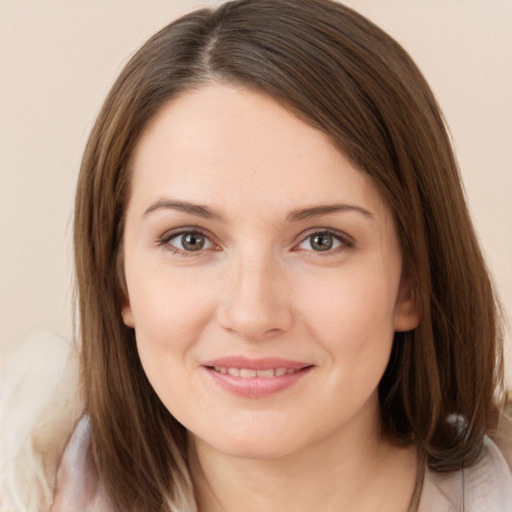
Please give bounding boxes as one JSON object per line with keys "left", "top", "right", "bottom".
{"left": 293, "top": 227, "right": 355, "bottom": 252}
{"left": 155, "top": 226, "right": 354, "bottom": 256}
{"left": 156, "top": 226, "right": 221, "bottom": 254}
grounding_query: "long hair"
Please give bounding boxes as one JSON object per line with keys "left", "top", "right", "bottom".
{"left": 73, "top": 1, "right": 504, "bottom": 510}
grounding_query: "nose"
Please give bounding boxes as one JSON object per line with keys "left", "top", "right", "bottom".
{"left": 217, "top": 252, "right": 294, "bottom": 342}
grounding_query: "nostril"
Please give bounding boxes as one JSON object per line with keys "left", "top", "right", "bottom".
{"left": 215, "top": 272, "right": 294, "bottom": 340}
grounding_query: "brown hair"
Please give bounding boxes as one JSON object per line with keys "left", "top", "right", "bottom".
{"left": 73, "top": 0, "right": 504, "bottom": 510}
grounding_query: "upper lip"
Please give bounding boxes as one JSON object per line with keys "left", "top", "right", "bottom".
{"left": 202, "top": 357, "right": 312, "bottom": 371}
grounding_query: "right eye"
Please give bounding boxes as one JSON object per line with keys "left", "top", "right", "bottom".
{"left": 298, "top": 232, "right": 343, "bottom": 252}
{"left": 294, "top": 229, "right": 354, "bottom": 254}
{"left": 161, "top": 230, "right": 215, "bottom": 254}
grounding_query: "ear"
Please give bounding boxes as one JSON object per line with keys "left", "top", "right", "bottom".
{"left": 394, "top": 280, "right": 420, "bottom": 332}
{"left": 121, "top": 300, "right": 135, "bottom": 328}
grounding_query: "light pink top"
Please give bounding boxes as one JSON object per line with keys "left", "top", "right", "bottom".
{"left": 418, "top": 437, "right": 512, "bottom": 511}
{"left": 53, "top": 416, "right": 512, "bottom": 512}
{"left": 51, "top": 417, "right": 111, "bottom": 512}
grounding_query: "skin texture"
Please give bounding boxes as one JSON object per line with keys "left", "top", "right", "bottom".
{"left": 122, "top": 83, "right": 419, "bottom": 511}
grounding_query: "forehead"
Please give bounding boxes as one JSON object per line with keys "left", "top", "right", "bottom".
{"left": 127, "top": 83, "right": 388, "bottom": 220}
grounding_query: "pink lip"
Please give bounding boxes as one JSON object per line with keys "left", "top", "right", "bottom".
{"left": 202, "top": 356, "right": 310, "bottom": 370}
{"left": 202, "top": 357, "right": 313, "bottom": 399}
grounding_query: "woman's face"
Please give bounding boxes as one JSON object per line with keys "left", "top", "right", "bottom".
{"left": 122, "top": 83, "right": 418, "bottom": 459}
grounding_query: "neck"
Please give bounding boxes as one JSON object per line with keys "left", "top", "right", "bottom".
{"left": 188, "top": 396, "right": 418, "bottom": 512}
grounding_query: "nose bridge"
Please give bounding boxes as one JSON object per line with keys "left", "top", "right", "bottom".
{"left": 237, "top": 251, "right": 275, "bottom": 307}
{"left": 218, "top": 244, "right": 293, "bottom": 340}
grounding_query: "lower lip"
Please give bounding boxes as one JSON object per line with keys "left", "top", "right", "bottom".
{"left": 203, "top": 366, "right": 313, "bottom": 398}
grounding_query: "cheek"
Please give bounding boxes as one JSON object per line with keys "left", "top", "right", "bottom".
{"left": 125, "top": 267, "right": 217, "bottom": 388}
{"left": 128, "top": 265, "right": 212, "bottom": 335}
{"left": 296, "top": 268, "right": 398, "bottom": 373}
{"left": 300, "top": 268, "right": 398, "bottom": 334}
{"left": 127, "top": 271, "right": 213, "bottom": 414}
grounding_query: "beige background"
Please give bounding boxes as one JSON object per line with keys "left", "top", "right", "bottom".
{"left": 1, "top": 1, "right": 511, "bottom": 381}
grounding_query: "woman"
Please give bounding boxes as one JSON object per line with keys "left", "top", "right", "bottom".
{"left": 2, "top": 0, "right": 511, "bottom": 511}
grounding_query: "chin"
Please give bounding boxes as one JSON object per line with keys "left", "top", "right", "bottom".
{"left": 217, "top": 441, "right": 300, "bottom": 461}
{"left": 191, "top": 424, "right": 308, "bottom": 460}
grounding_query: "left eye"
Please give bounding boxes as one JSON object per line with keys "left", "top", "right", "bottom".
{"left": 297, "top": 231, "right": 344, "bottom": 252}
{"left": 167, "top": 231, "right": 213, "bottom": 252}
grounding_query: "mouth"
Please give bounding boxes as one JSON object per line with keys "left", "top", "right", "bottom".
{"left": 202, "top": 357, "right": 314, "bottom": 398}
{"left": 209, "top": 366, "right": 304, "bottom": 378}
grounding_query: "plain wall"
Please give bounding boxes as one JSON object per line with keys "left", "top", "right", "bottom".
{"left": 1, "top": 0, "right": 511, "bottom": 381}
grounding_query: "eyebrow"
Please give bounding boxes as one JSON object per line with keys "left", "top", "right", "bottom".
{"left": 285, "top": 204, "right": 374, "bottom": 222}
{"left": 143, "top": 200, "right": 223, "bottom": 220}
{"left": 143, "top": 199, "right": 373, "bottom": 223}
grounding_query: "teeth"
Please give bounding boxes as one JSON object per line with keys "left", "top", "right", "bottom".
{"left": 256, "top": 369, "right": 275, "bottom": 378}
{"left": 240, "top": 368, "right": 257, "bottom": 378}
{"left": 213, "top": 366, "right": 300, "bottom": 378}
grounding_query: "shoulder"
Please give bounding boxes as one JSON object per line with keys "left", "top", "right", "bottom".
{"left": 0, "top": 330, "right": 84, "bottom": 512}
{"left": 419, "top": 437, "right": 512, "bottom": 512}
{"left": 463, "top": 437, "right": 512, "bottom": 510}
{"left": 51, "top": 415, "right": 112, "bottom": 512}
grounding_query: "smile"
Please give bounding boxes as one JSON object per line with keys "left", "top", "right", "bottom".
{"left": 202, "top": 357, "right": 313, "bottom": 398}
{"left": 212, "top": 367, "right": 301, "bottom": 377}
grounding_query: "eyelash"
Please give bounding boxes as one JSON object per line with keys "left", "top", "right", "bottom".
{"left": 295, "top": 228, "right": 355, "bottom": 255}
{"left": 156, "top": 227, "right": 218, "bottom": 257}
{"left": 156, "top": 227, "right": 355, "bottom": 257}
